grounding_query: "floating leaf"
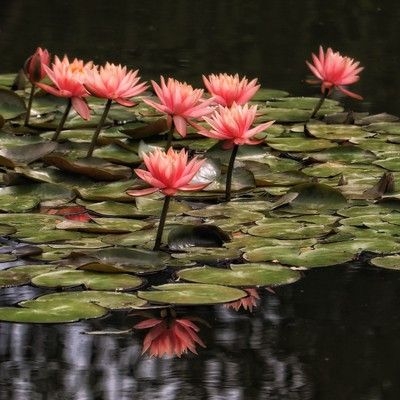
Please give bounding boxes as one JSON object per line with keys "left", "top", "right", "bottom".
{"left": 370, "top": 255, "right": 400, "bottom": 270}
{"left": 26, "top": 290, "right": 147, "bottom": 310}
{"left": 177, "top": 263, "right": 301, "bottom": 287}
{"left": 0, "top": 297, "right": 107, "bottom": 323}
{"left": 0, "top": 265, "right": 58, "bottom": 288}
{"left": 31, "top": 269, "right": 143, "bottom": 291}
{"left": 138, "top": 283, "right": 246, "bottom": 305}
{"left": 0, "top": 87, "right": 26, "bottom": 119}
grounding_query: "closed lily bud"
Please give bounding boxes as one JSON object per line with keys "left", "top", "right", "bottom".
{"left": 24, "top": 47, "right": 51, "bottom": 83}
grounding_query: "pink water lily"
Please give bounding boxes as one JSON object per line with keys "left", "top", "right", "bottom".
{"left": 197, "top": 102, "right": 274, "bottom": 148}
{"left": 143, "top": 76, "right": 214, "bottom": 138}
{"left": 85, "top": 62, "right": 148, "bottom": 106}
{"left": 37, "top": 55, "right": 93, "bottom": 120}
{"left": 134, "top": 315, "right": 206, "bottom": 358}
{"left": 128, "top": 147, "right": 208, "bottom": 197}
{"left": 203, "top": 73, "right": 260, "bottom": 107}
{"left": 306, "top": 46, "right": 363, "bottom": 100}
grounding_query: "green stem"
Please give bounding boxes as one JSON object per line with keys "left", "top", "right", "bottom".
{"left": 153, "top": 195, "right": 171, "bottom": 251}
{"left": 52, "top": 99, "right": 72, "bottom": 141}
{"left": 225, "top": 144, "right": 239, "bottom": 202}
{"left": 24, "top": 83, "right": 35, "bottom": 126}
{"left": 304, "top": 88, "right": 329, "bottom": 133}
{"left": 165, "top": 120, "right": 175, "bottom": 151}
{"left": 87, "top": 98, "right": 113, "bottom": 157}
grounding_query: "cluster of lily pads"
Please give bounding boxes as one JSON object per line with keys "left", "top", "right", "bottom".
{"left": 0, "top": 53, "right": 400, "bottom": 332}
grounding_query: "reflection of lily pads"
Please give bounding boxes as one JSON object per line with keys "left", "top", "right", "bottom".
{"left": 31, "top": 269, "right": 143, "bottom": 291}
{"left": 138, "top": 283, "right": 246, "bottom": 305}
{"left": 177, "top": 263, "right": 301, "bottom": 287}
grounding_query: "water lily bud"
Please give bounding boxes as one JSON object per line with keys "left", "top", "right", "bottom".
{"left": 24, "top": 47, "right": 51, "bottom": 83}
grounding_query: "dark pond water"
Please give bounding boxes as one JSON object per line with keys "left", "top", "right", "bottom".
{"left": 1, "top": 1, "right": 400, "bottom": 399}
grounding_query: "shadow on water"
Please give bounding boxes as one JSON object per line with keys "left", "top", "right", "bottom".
{"left": 1, "top": 265, "right": 400, "bottom": 399}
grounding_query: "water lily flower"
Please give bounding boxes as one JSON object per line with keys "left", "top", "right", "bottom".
{"left": 37, "top": 55, "right": 93, "bottom": 122}
{"left": 306, "top": 46, "right": 364, "bottom": 100}
{"left": 202, "top": 73, "right": 260, "bottom": 107}
{"left": 128, "top": 147, "right": 208, "bottom": 197}
{"left": 24, "top": 47, "right": 51, "bottom": 84}
{"left": 143, "top": 76, "right": 214, "bottom": 147}
{"left": 224, "top": 288, "right": 260, "bottom": 312}
{"left": 127, "top": 148, "right": 209, "bottom": 250}
{"left": 23, "top": 47, "right": 51, "bottom": 126}
{"left": 134, "top": 314, "right": 206, "bottom": 357}
{"left": 85, "top": 62, "right": 148, "bottom": 106}
{"left": 194, "top": 103, "right": 274, "bottom": 201}
{"left": 84, "top": 62, "right": 148, "bottom": 156}
{"left": 198, "top": 102, "right": 274, "bottom": 147}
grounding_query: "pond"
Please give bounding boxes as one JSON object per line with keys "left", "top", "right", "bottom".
{"left": 1, "top": 1, "right": 400, "bottom": 399}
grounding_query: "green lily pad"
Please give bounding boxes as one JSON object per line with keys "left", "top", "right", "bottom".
{"left": 138, "top": 283, "right": 247, "bottom": 305}
{"left": 0, "top": 87, "right": 26, "bottom": 119}
{"left": 0, "top": 297, "right": 107, "bottom": 323}
{"left": 25, "top": 290, "right": 147, "bottom": 310}
{"left": 266, "top": 137, "right": 337, "bottom": 152}
{"left": 177, "top": 263, "right": 301, "bottom": 287}
{"left": 369, "top": 255, "right": 400, "bottom": 270}
{"left": 0, "top": 264, "right": 59, "bottom": 288}
{"left": 31, "top": 269, "right": 144, "bottom": 291}
{"left": 43, "top": 154, "right": 132, "bottom": 181}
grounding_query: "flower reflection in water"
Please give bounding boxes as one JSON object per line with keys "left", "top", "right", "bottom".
{"left": 134, "top": 309, "right": 207, "bottom": 358}
{"left": 224, "top": 288, "right": 260, "bottom": 312}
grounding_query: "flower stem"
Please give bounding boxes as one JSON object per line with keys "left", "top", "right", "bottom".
{"left": 87, "top": 98, "right": 113, "bottom": 157}
{"left": 153, "top": 195, "right": 171, "bottom": 251}
{"left": 165, "top": 120, "right": 175, "bottom": 151}
{"left": 52, "top": 99, "right": 72, "bottom": 141}
{"left": 225, "top": 144, "right": 239, "bottom": 202}
{"left": 304, "top": 88, "right": 329, "bottom": 133}
{"left": 24, "top": 83, "right": 35, "bottom": 126}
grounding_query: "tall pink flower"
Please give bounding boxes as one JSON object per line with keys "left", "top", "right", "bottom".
{"left": 143, "top": 76, "right": 214, "bottom": 138}
{"left": 197, "top": 102, "right": 274, "bottom": 148}
{"left": 85, "top": 62, "right": 148, "bottom": 106}
{"left": 24, "top": 47, "right": 51, "bottom": 83}
{"left": 127, "top": 148, "right": 209, "bottom": 250}
{"left": 36, "top": 55, "right": 93, "bottom": 120}
{"left": 127, "top": 147, "right": 208, "bottom": 197}
{"left": 203, "top": 73, "right": 260, "bottom": 107}
{"left": 134, "top": 315, "right": 206, "bottom": 357}
{"left": 306, "top": 46, "right": 364, "bottom": 100}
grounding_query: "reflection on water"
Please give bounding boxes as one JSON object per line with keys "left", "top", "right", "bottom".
{"left": 1, "top": 266, "right": 400, "bottom": 399}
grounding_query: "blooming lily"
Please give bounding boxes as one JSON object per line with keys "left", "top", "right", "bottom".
{"left": 37, "top": 56, "right": 93, "bottom": 140}
{"left": 194, "top": 103, "right": 274, "bottom": 201}
{"left": 127, "top": 148, "right": 208, "bottom": 250}
{"left": 84, "top": 62, "right": 148, "bottom": 156}
{"left": 23, "top": 47, "right": 51, "bottom": 125}
{"left": 202, "top": 73, "right": 260, "bottom": 107}
{"left": 134, "top": 313, "right": 206, "bottom": 357}
{"left": 143, "top": 76, "right": 214, "bottom": 148}
{"left": 306, "top": 46, "right": 363, "bottom": 100}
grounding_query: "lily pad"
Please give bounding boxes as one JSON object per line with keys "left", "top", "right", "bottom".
{"left": 0, "top": 264, "right": 59, "bottom": 288}
{"left": 31, "top": 269, "right": 144, "bottom": 291}
{"left": 177, "top": 263, "right": 301, "bottom": 287}
{"left": 25, "top": 290, "right": 147, "bottom": 310}
{"left": 369, "top": 255, "right": 400, "bottom": 270}
{"left": 138, "top": 283, "right": 246, "bottom": 305}
{"left": 0, "top": 297, "right": 107, "bottom": 323}
{"left": 0, "top": 87, "right": 26, "bottom": 119}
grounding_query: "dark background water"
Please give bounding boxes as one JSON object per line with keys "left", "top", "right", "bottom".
{"left": 1, "top": 1, "right": 400, "bottom": 399}
{"left": 1, "top": 0, "right": 400, "bottom": 115}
